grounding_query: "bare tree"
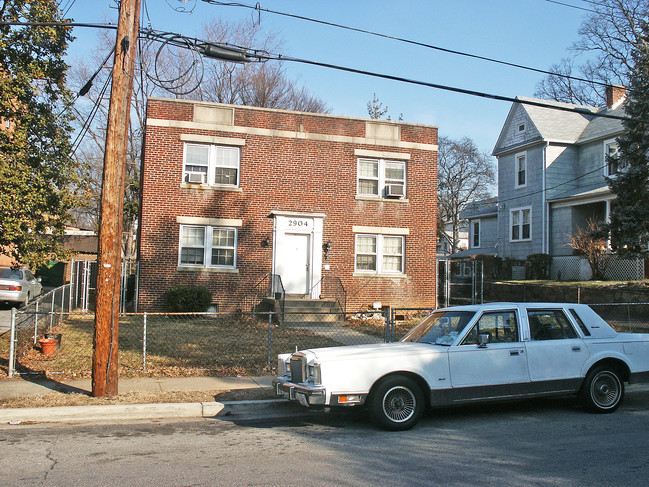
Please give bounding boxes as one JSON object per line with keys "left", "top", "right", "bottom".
{"left": 195, "top": 19, "right": 329, "bottom": 112}
{"left": 535, "top": 0, "right": 648, "bottom": 105}
{"left": 566, "top": 218, "right": 611, "bottom": 280}
{"left": 438, "top": 137, "right": 496, "bottom": 253}
{"left": 366, "top": 93, "right": 389, "bottom": 119}
{"left": 67, "top": 18, "right": 330, "bottom": 257}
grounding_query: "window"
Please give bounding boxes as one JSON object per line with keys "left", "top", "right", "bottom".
{"left": 528, "top": 310, "right": 578, "bottom": 340}
{"left": 472, "top": 220, "right": 480, "bottom": 248}
{"left": 518, "top": 123, "right": 525, "bottom": 132}
{"left": 569, "top": 309, "right": 591, "bottom": 336}
{"left": 355, "top": 234, "right": 405, "bottom": 274}
{"left": 604, "top": 139, "right": 619, "bottom": 177}
{"left": 461, "top": 311, "right": 519, "bottom": 345}
{"left": 179, "top": 225, "right": 237, "bottom": 269}
{"left": 183, "top": 143, "right": 240, "bottom": 187}
{"left": 510, "top": 207, "right": 531, "bottom": 242}
{"left": 515, "top": 152, "right": 527, "bottom": 188}
{"left": 357, "top": 158, "right": 406, "bottom": 198}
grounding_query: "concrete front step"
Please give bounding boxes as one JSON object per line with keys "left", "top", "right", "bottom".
{"left": 283, "top": 312, "right": 343, "bottom": 322}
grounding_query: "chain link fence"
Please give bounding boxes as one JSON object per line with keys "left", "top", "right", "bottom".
{"left": 4, "top": 303, "right": 648, "bottom": 379}
{"left": 3, "top": 309, "right": 393, "bottom": 378}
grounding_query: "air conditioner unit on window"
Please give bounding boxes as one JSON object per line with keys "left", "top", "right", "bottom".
{"left": 187, "top": 172, "right": 206, "bottom": 184}
{"left": 385, "top": 184, "right": 405, "bottom": 198}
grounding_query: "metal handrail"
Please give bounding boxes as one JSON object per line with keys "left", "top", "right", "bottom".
{"left": 241, "top": 273, "right": 285, "bottom": 313}
{"left": 310, "top": 275, "right": 346, "bottom": 314}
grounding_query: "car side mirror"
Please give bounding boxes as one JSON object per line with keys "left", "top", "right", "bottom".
{"left": 478, "top": 334, "right": 490, "bottom": 348}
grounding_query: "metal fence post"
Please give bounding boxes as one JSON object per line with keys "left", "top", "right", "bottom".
{"left": 60, "top": 284, "right": 65, "bottom": 321}
{"left": 142, "top": 312, "right": 147, "bottom": 371}
{"left": 33, "top": 300, "right": 39, "bottom": 345}
{"left": 49, "top": 291, "right": 55, "bottom": 330}
{"left": 627, "top": 303, "right": 632, "bottom": 332}
{"left": 267, "top": 312, "right": 273, "bottom": 369}
{"left": 8, "top": 308, "right": 16, "bottom": 378}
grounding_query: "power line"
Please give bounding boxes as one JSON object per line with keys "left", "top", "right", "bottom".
{"left": 3, "top": 21, "right": 642, "bottom": 123}
{"left": 200, "top": 0, "right": 616, "bottom": 91}
{"left": 252, "top": 50, "right": 640, "bottom": 123}
{"left": 544, "top": 0, "right": 598, "bottom": 14}
{"left": 135, "top": 27, "right": 643, "bottom": 123}
{"left": 71, "top": 69, "right": 113, "bottom": 154}
{"left": 496, "top": 160, "right": 617, "bottom": 206}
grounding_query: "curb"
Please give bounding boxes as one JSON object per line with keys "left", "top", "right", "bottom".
{"left": 0, "top": 399, "right": 298, "bottom": 425}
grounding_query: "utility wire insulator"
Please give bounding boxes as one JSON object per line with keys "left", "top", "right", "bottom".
{"left": 199, "top": 44, "right": 251, "bottom": 63}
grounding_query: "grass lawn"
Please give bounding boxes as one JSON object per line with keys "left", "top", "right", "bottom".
{"left": 1, "top": 313, "right": 344, "bottom": 379}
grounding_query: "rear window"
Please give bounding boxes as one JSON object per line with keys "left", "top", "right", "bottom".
{"left": 0, "top": 268, "right": 22, "bottom": 280}
{"left": 569, "top": 308, "right": 591, "bottom": 336}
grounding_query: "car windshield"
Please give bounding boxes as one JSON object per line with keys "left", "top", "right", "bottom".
{"left": 0, "top": 268, "right": 22, "bottom": 280}
{"left": 400, "top": 310, "right": 476, "bottom": 346}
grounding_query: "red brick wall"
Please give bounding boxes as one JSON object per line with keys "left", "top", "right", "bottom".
{"left": 139, "top": 99, "right": 438, "bottom": 311}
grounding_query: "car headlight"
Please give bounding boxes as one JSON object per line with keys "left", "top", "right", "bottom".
{"left": 278, "top": 357, "right": 291, "bottom": 378}
{"left": 307, "top": 363, "right": 321, "bottom": 385}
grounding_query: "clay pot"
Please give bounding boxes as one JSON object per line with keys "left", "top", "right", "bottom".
{"left": 38, "top": 338, "right": 58, "bottom": 356}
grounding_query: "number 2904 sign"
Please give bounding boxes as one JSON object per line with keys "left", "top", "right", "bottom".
{"left": 287, "top": 218, "right": 310, "bottom": 228}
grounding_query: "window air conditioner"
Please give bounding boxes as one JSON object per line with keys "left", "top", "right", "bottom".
{"left": 187, "top": 172, "right": 206, "bottom": 184}
{"left": 386, "top": 184, "right": 404, "bottom": 198}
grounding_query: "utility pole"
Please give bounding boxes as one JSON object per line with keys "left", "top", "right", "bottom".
{"left": 92, "top": 0, "right": 141, "bottom": 397}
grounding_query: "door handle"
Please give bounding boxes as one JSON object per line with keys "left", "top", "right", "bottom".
{"left": 572, "top": 346, "right": 581, "bottom": 352}
{"left": 510, "top": 350, "right": 519, "bottom": 356}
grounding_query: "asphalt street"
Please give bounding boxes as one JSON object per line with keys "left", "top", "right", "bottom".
{"left": 2, "top": 389, "right": 649, "bottom": 486}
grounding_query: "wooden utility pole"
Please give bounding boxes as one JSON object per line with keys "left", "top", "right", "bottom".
{"left": 92, "top": 0, "right": 141, "bottom": 397}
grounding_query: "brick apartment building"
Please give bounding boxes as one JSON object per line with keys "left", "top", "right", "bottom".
{"left": 138, "top": 98, "right": 438, "bottom": 312}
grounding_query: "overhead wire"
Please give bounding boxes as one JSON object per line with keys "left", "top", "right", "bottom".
{"left": 1, "top": 20, "right": 642, "bottom": 123}
{"left": 71, "top": 68, "right": 113, "bottom": 154}
{"left": 495, "top": 160, "right": 619, "bottom": 206}
{"left": 199, "top": 0, "right": 618, "bottom": 92}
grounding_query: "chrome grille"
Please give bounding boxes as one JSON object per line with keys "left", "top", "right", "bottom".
{"left": 290, "top": 354, "right": 305, "bottom": 383}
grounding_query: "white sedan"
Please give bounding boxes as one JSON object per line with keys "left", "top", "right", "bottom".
{"left": 0, "top": 267, "right": 42, "bottom": 307}
{"left": 274, "top": 303, "right": 649, "bottom": 430}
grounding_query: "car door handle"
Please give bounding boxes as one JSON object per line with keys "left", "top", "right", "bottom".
{"left": 510, "top": 350, "right": 521, "bottom": 356}
{"left": 572, "top": 346, "right": 581, "bottom": 352}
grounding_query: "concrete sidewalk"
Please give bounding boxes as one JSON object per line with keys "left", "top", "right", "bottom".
{"left": 0, "top": 375, "right": 288, "bottom": 425}
{"left": 0, "top": 375, "right": 274, "bottom": 401}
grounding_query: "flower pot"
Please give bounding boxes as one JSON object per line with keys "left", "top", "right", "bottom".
{"left": 38, "top": 338, "right": 58, "bottom": 356}
{"left": 44, "top": 333, "right": 62, "bottom": 349}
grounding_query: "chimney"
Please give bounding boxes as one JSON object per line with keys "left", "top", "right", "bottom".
{"left": 605, "top": 84, "right": 626, "bottom": 109}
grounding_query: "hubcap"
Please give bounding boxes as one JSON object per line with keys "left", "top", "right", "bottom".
{"left": 382, "top": 386, "right": 416, "bottom": 423}
{"left": 591, "top": 371, "right": 620, "bottom": 408}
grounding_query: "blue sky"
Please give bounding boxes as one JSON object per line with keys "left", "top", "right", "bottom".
{"left": 64, "top": 0, "right": 591, "bottom": 155}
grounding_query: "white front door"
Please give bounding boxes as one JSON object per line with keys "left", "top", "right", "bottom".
{"left": 281, "top": 233, "right": 310, "bottom": 294}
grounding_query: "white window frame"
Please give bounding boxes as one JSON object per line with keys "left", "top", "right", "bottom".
{"left": 510, "top": 207, "right": 532, "bottom": 242}
{"left": 357, "top": 157, "right": 406, "bottom": 198}
{"left": 183, "top": 142, "right": 241, "bottom": 187}
{"left": 472, "top": 220, "right": 481, "bottom": 248}
{"left": 603, "top": 138, "right": 619, "bottom": 177}
{"left": 178, "top": 224, "right": 238, "bottom": 269}
{"left": 514, "top": 152, "right": 527, "bottom": 189}
{"left": 354, "top": 234, "right": 405, "bottom": 275}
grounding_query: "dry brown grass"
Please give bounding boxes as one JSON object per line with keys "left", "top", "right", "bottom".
{"left": 0, "top": 313, "right": 341, "bottom": 379}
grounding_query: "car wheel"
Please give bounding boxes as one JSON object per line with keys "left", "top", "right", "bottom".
{"left": 369, "top": 375, "right": 424, "bottom": 431}
{"left": 581, "top": 365, "right": 624, "bottom": 413}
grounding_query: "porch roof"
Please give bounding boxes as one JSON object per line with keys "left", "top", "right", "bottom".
{"left": 547, "top": 184, "right": 613, "bottom": 205}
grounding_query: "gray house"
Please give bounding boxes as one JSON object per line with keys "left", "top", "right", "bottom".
{"left": 462, "top": 85, "right": 643, "bottom": 280}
